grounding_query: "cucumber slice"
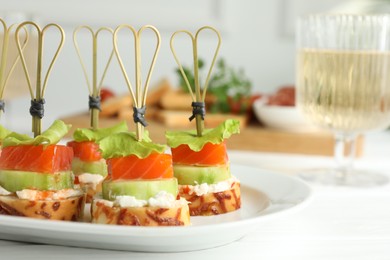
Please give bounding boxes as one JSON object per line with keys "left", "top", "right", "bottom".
{"left": 103, "top": 178, "right": 178, "bottom": 201}
{"left": 0, "top": 170, "right": 74, "bottom": 192}
{"left": 71, "top": 158, "right": 107, "bottom": 177}
{"left": 173, "top": 164, "right": 231, "bottom": 185}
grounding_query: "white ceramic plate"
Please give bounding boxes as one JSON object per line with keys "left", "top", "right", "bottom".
{"left": 252, "top": 97, "right": 319, "bottom": 132}
{"left": 0, "top": 164, "right": 312, "bottom": 252}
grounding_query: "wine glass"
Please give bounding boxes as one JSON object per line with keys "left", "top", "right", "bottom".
{"left": 296, "top": 14, "right": 390, "bottom": 186}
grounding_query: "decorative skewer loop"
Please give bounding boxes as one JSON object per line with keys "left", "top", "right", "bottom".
{"left": 170, "top": 26, "right": 221, "bottom": 136}
{"left": 113, "top": 25, "right": 161, "bottom": 141}
{"left": 15, "top": 22, "right": 64, "bottom": 137}
{"left": 73, "top": 26, "right": 115, "bottom": 129}
{"left": 0, "top": 19, "right": 29, "bottom": 115}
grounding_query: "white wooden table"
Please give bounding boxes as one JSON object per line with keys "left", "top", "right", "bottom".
{"left": 1, "top": 131, "right": 390, "bottom": 259}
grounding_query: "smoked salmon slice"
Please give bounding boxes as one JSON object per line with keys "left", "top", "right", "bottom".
{"left": 171, "top": 142, "right": 228, "bottom": 166}
{"left": 107, "top": 153, "right": 174, "bottom": 180}
{"left": 67, "top": 141, "right": 102, "bottom": 162}
{"left": 0, "top": 145, "right": 73, "bottom": 173}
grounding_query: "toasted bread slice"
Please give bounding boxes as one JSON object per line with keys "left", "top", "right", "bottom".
{"left": 179, "top": 181, "right": 241, "bottom": 216}
{"left": 91, "top": 200, "right": 190, "bottom": 226}
{"left": 100, "top": 95, "right": 132, "bottom": 117}
{"left": 100, "top": 78, "right": 172, "bottom": 118}
{"left": 0, "top": 193, "right": 86, "bottom": 221}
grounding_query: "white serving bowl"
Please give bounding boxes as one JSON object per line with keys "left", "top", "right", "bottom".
{"left": 252, "top": 97, "right": 319, "bottom": 132}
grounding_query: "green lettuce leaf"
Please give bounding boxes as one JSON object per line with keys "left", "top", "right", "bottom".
{"left": 0, "top": 125, "right": 12, "bottom": 141}
{"left": 2, "top": 120, "right": 71, "bottom": 148}
{"left": 98, "top": 131, "right": 165, "bottom": 159}
{"left": 73, "top": 121, "right": 129, "bottom": 142}
{"left": 165, "top": 119, "right": 240, "bottom": 151}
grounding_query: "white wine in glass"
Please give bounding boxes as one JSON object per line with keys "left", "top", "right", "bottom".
{"left": 296, "top": 14, "right": 390, "bottom": 186}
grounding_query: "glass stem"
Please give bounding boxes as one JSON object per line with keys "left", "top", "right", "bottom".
{"left": 334, "top": 132, "right": 356, "bottom": 181}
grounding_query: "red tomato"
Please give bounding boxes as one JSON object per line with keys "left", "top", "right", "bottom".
{"left": 171, "top": 142, "right": 228, "bottom": 166}
{"left": 228, "top": 94, "right": 263, "bottom": 115}
{"left": 67, "top": 141, "right": 102, "bottom": 162}
{"left": 107, "top": 153, "right": 174, "bottom": 180}
{"left": 0, "top": 145, "right": 73, "bottom": 173}
{"left": 100, "top": 88, "right": 115, "bottom": 102}
{"left": 268, "top": 86, "right": 295, "bottom": 106}
{"left": 250, "top": 94, "right": 263, "bottom": 103}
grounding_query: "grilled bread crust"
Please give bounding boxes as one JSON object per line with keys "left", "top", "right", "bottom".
{"left": 0, "top": 193, "right": 86, "bottom": 221}
{"left": 91, "top": 200, "right": 191, "bottom": 226}
{"left": 179, "top": 181, "right": 241, "bottom": 216}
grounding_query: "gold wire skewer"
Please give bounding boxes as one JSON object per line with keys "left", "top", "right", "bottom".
{"left": 113, "top": 24, "right": 161, "bottom": 141}
{"left": 73, "top": 26, "right": 115, "bottom": 130}
{"left": 170, "top": 26, "right": 221, "bottom": 137}
{"left": 15, "top": 22, "right": 65, "bottom": 137}
{"left": 0, "top": 19, "right": 29, "bottom": 116}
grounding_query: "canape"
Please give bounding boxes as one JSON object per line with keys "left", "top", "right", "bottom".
{"left": 0, "top": 120, "right": 85, "bottom": 221}
{"left": 91, "top": 131, "right": 190, "bottom": 226}
{"left": 166, "top": 119, "right": 241, "bottom": 216}
{"left": 67, "top": 121, "right": 128, "bottom": 202}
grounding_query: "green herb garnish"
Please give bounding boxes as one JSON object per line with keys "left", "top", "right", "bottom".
{"left": 98, "top": 131, "right": 165, "bottom": 159}
{"left": 175, "top": 58, "right": 252, "bottom": 114}
{"left": 0, "top": 125, "right": 12, "bottom": 141}
{"left": 166, "top": 119, "right": 240, "bottom": 151}
{"left": 2, "top": 120, "right": 71, "bottom": 148}
{"left": 73, "top": 121, "right": 128, "bottom": 142}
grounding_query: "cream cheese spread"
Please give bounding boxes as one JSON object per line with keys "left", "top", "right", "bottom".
{"left": 96, "top": 191, "right": 188, "bottom": 208}
{"left": 180, "top": 176, "right": 239, "bottom": 196}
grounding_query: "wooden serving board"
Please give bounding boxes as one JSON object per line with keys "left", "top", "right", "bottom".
{"left": 61, "top": 113, "right": 364, "bottom": 157}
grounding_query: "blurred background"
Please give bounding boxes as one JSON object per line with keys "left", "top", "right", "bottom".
{"left": 0, "top": 0, "right": 388, "bottom": 132}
